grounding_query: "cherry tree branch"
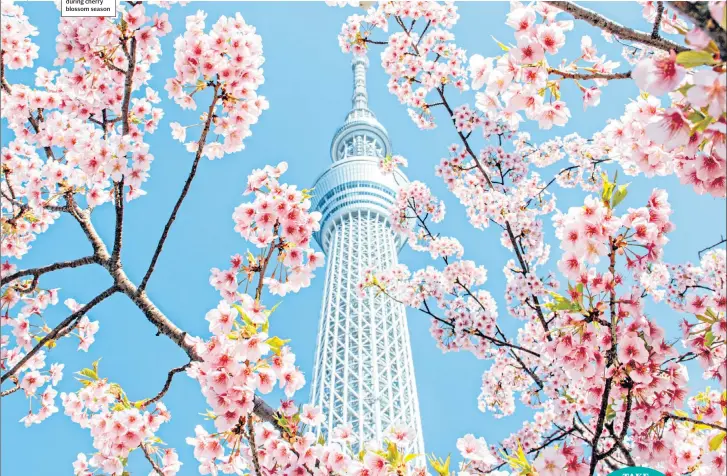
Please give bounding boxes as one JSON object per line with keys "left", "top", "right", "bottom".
{"left": 548, "top": 68, "right": 632, "bottom": 80}
{"left": 600, "top": 384, "right": 634, "bottom": 463}
{"left": 138, "top": 82, "right": 221, "bottom": 293}
{"left": 62, "top": 192, "right": 283, "bottom": 428}
{"left": 670, "top": 1, "right": 727, "bottom": 59}
{"left": 545, "top": 1, "right": 689, "bottom": 53}
{"left": 140, "top": 363, "right": 191, "bottom": 409}
{"left": 698, "top": 236, "right": 726, "bottom": 259}
{"left": 664, "top": 414, "right": 727, "bottom": 432}
{"left": 652, "top": 1, "right": 665, "bottom": 39}
{"left": 141, "top": 443, "right": 163, "bottom": 475}
{"left": 110, "top": 36, "right": 137, "bottom": 268}
{"left": 1, "top": 256, "right": 97, "bottom": 286}
{"left": 588, "top": 239, "right": 620, "bottom": 476}
{"left": 0, "top": 285, "right": 119, "bottom": 384}
{"left": 247, "top": 417, "right": 263, "bottom": 476}
{"left": 0, "top": 51, "right": 11, "bottom": 94}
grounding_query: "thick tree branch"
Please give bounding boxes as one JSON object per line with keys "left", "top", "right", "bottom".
{"left": 1, "top": 256, "right": 97, "bottom": 286}
{"left": 546, "top": 1, "right": 689, "bottom": 53}
{"left": 548, "top": 68, "right": 632, "bottom": 80}
{"left": 0, "top": 285, "right": 118, "bottom": 384}
{"left": 138, "top": 83, "right": 220, "bottom": 293}
{"left": 589, "top": 239, "right": 620, "bottom": 476}
{"left": 671, "top": 1, "right": 727, "bottom": 59}
{"left": 64, "top": 197, "right": 282, "bottom": 428}
{"left": 247, "top": 417, "right": 263, "bottom": 476}
{"left": 0, "top": 51, "right": 11, "bottom": 94}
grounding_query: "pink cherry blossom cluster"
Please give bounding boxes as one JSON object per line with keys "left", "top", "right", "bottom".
{"left": 1, "top": 2, "right": 174, "bottom": 258}
{"left": 378, "top": 153, "right": 408, "bottom": 174}
{"left": 600, "top": 90, "right": 725, "bottom": 197}
{"left": 360, "top": 258, "right": 498, "bottom": 358}
{"left": 211, "top": 162, "right": 325, "bottom": 299}
{"left": 388, "top": 180, "right": 446, "bottom": 250}
{"left": 166, "top": 11, "right": 268, "bottom": 159}
{"left": 61, "top": 377, "right": 178, "bottom": 476}
{"left": 337, "top": 2, "right": 464, "bottom": 130}
{"left": 666, "top": 249, "right": 726, "bottom": 382}
{"left": 1, "top": 284, "right": 98, "bottom": 426}
{"left": 435, "top": 144, "right": 551, "bottom": 269}
{"left": 0, "top": 0, "right": 39, "bottom": 71}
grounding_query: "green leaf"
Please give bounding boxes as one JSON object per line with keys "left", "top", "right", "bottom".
{"left": 692, "top": 115, "right": 714, "bottom": 132}
{"left": 491, "top": 35, "right": 510, "bottom": 51}
{"left": 675, "top": 50, "right": 717, "bottom": 68}
{"left": 428, "top": 454, "right": 451, "bottom": 476}
{"left": 601, "top": 173, "right": 614, "bottom": 204}
{"left": 92, "top": 358, "right": 101, "bottom": 376}
{"left": 265, "top": 336, "right": 291, "bottom": 355}
{"left": 710, "top": 432, "right": 726, "bottom": 451}
{"left": 77, "top": 368, "right": 98, "bottom": 381}
{"left": 705, "top": 330, "right": 716, "bottom": 347}
{"left": 611, "top": 183, "right": 630, "bottom": 208}
{"left": 404, "top": 453, "right": 421, "bottom": 463}
{"left": 546, "top": 292, "right": 581, "bottom": 312}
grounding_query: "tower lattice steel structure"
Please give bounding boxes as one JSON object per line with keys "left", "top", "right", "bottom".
{"left": 309, "top": 56, "right": 425, "bottom": 457}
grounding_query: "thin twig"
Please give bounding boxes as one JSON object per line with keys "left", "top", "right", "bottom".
{"left": 141, "top": 443, "right": 163, "bottom": 475}
{"left": 141, "top": 363, "right": 191, "bottom": 409}
{"left": 0, "top": 286, "right": 118, "bottom": 383}
{"left": 1, "top": 385, "right": 21, "bottom": 397}
{"left": 698, "top": 236, "right": 726, "bottom": 259}
{"left": 548, "top": 68, "right": 632, "bottom": 81}
{"left": 138, "top": 82, "right": 221, "bottom": 293}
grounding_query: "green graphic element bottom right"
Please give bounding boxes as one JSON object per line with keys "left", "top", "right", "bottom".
{"left": 607, "top": 467, "right": 665, "bottom": 476}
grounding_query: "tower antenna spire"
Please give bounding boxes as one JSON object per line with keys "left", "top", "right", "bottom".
{"left": 351, "top": 55, "right": 370, "bottom": 111}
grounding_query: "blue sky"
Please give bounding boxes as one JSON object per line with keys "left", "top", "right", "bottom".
{"left": 2, "top": 2, "right": 725, "bottom": 475}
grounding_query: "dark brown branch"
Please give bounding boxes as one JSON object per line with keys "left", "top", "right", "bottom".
{"left": 588, "top": 239, "right": 620, "bottom": 476}
{"left": 0, "top": 51, "right": 11, "bottom": 94}
{"left": 141, "top": 443, "right": 163, "bottom": 475}
{"left": 698, "top": 236, "right": 726, "bottom": 259}
{"left": 138, "top": 83, "right": 220, "bottom": 293}
{"left": 664, "top": 414, "right": 727, "bottom": 433}
{"left": 141, "top": 363, "right": 191, "bottom": 409}
{"left": 487, "top": 427, "right": 577, "bottom": 472}
{"left": 0, "top": 385, "right": 21, "bottom": 397}
{"left": 600, "top": 384, "right": 634, "bottom": 462}
{"left": 363, "top": 39, "right": 388, "bottom": 45}
{"left": 110, "top": 35, "right": 137, "bottom": 268}
{"left": 652, "top": 1, "right": 665, "bottom": 39}
{"left": 0, "top": 285, "right": 118, "bottom": 384}
{"left": 548, "top": 68, "right": 632, "bottom": 80}
{"left": 111, "top": 178, "right": 124, "bottom": 268}
{"left": 1, "top": 256, "right": 97, "bottom": 286}
{"left": 27, "top": 113, "right": 56, "bottom": 161}
{"left": 247, "top": 417, "right": 263, "bottom": 476}
{"left": 546, "top": 1, "right": 688, "bottom": 53}
{"left": 671, "top": 1, "right": 727, "bottom": 59}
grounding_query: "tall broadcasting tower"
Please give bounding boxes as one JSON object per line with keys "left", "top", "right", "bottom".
{"left": 309, "top": 56, "right": 425, "bottom": 456}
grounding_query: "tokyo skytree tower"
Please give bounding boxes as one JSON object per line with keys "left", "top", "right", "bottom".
{"left": 308, "top": 55, "right": 425, "bottom": 456}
